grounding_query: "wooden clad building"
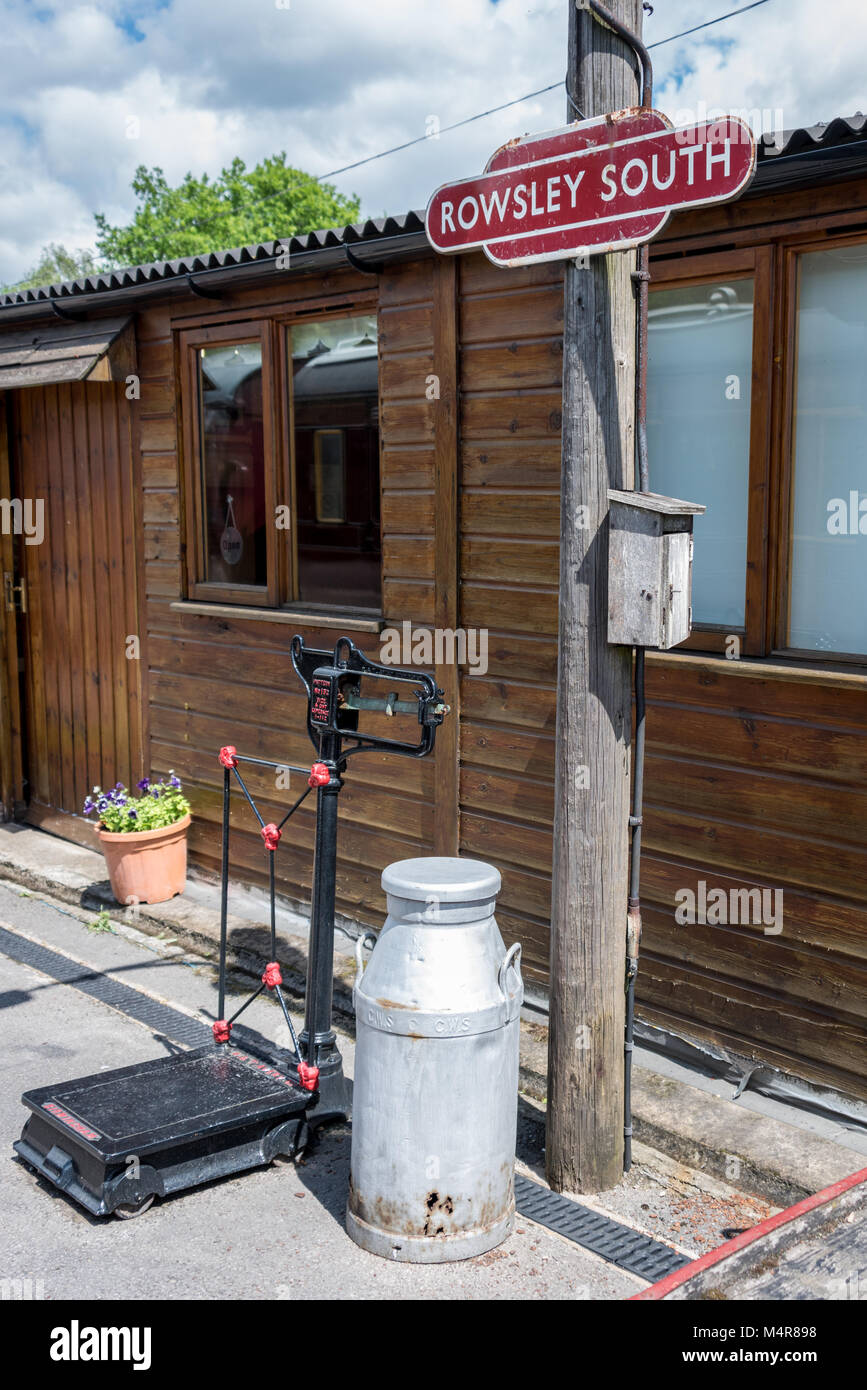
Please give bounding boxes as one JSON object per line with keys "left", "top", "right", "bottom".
{"left": 0, "top": 116, "right": 865, "bottom": 1104}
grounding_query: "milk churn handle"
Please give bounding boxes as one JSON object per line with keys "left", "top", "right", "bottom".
{"left": 498, "top": 942, "right": 522, "bottom": 1000}
{"left": 354, "top": 930, "right": 378, "bottom": 991}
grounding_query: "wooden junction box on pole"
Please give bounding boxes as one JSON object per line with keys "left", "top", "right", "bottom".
{"left": 607, "top": 489, "right": 706, "bottom": 650}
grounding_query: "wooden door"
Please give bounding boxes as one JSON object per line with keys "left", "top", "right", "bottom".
{"left": 12, "top": 382, "right": 144, "bottom": 843}
{"left": 0, "top": 395, "right": 25, "bottom": 817}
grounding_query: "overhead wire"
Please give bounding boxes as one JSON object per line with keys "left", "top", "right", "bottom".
{"left": 150, "top": 0, "right": 773, "bottom": 243}
{"left": 317, "top": 1, "right": 772, "bottom": 180}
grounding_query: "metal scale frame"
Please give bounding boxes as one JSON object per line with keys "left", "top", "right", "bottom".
{"left": 13, "top": 636, "right": 447, "bottom": 1218}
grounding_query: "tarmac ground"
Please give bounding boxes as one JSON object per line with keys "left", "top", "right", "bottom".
{"left": 0, "top": 876, "right": 789, "bottom": 1302}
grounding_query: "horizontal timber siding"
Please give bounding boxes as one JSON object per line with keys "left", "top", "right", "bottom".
{"left": 457, "top": 253, "right": 563, "bottom": 983}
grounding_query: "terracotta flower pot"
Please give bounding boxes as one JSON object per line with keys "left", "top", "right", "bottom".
{"left": 97, "top": 813, "right": 191, "bottom": 906}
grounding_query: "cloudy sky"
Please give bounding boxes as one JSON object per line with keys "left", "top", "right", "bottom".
{"left": 0, "top": 0, "right": 865, "bottom": 282}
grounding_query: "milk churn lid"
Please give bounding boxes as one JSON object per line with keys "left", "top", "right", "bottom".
{"left": 381, "top": 856, "right": 501, "bottom": 904}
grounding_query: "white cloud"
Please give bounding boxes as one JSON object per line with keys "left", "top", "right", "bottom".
{"left": 0, "top": 0, "right": 864, "bottom": 283}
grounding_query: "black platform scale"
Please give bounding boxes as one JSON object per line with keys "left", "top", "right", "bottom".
{"left": 15, "top": 1045, "right": 311, "bottom": 1217}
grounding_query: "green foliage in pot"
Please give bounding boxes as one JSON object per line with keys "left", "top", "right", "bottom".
{"left": 83, "top": 773, "right": 191, "bottom": 833}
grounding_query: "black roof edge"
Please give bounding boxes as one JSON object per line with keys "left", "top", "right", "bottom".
{"left": 0, "top": 216, "right": 429, "bottom": 326}
{"left": 745, "top": 135, "right": 867, "bottom": 197}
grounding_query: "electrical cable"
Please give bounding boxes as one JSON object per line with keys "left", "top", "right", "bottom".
{"left": 317, "top": 0, "right": 770, "bottom": 181}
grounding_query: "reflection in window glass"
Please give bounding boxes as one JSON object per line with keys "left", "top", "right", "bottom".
{"left": 199, "top": 341, "right": 266, "bottom": 587}
{"left": 789, "top": 245, "right": 867, "bottom": 655}
{"left": 290, "top": 314, "right": 381, "bottom": 609}
{"left": 647, "top": 280, "right": 754, "bottom": 628}
{"left": 314, "top": 430, "right": 346, "bottom": 522}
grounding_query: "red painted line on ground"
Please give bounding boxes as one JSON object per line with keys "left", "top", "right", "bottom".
{"left": 631, "top": 1164, "right": 867, "bottom": 1301}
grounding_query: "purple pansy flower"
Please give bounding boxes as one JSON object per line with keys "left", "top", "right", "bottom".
{"left": 136, "top": 778, "right": 150, "bottom": 792}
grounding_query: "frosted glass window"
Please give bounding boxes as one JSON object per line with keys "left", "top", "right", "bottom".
{"left": 647, "top": 279, "right": 754, "bottom": 628}
{"left": 789, "top": 245, "right": 867, "bottom": 655}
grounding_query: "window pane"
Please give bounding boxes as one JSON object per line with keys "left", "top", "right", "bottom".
{"left": 199, "top": 341, "right": 266, "bottom": 587}
{"left": 789, "top": 244, "right": 867, "bottom": 655}
{"left": 290, "top": 315, "right": 381, "bottom": 609}
{"left": 647, "top": 279, "right": 754, "bottom": 628}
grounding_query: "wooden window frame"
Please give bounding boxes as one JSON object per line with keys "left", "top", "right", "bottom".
{"left": 772, "top": 229, "right": 867, "bottom": 667}
{"left": 179, "top": 293, "right": 382, "bottom": 616}
{"left": 180, "top": 319, "right": 284, "bottom": 608}
{"left": 647, "top": 245, "right": 774, "bottom": 656}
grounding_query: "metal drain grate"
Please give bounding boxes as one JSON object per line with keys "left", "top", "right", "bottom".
{"left": 515, "top": 1173, "right": 690, "bottom": 1281}
{"left": 0, "top": 926, "right": 212, "bottom": 1049}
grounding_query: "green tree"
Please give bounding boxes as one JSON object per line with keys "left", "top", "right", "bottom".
{"left": 3, "top": 242, "right": 99, "bottom": 293}
{"left": 94, "top": 155, "right": 361, "bottom": 265}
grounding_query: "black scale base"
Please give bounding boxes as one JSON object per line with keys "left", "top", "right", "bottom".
{"left": 14, "top": 1045, "right": 315, "bottom": 1217}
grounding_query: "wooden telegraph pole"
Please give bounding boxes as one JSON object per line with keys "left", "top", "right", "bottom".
{"left": 546, "top": 0, "right": 643, "bottom": 1193}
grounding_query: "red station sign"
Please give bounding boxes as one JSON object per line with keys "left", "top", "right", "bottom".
{"left": 426, "top": 108, "right": 756, "bottom": 266}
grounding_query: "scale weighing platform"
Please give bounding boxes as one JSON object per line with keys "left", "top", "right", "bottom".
{"left": 16, "top": 1046, "right": 310, "bottom": 1218}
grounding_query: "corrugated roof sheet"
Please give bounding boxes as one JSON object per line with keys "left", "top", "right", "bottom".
{"left": 0, "top": 210, "right": 426, "bottom": 311}
{"left": 758, "top": 111, "right": 867, "bottom": 159}
{"left": 2, "top": 114, "right": 866, "bottom": 312}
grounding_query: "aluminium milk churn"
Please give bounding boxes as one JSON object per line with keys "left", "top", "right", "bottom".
{"left": 347, "top": 856, "right": 523, "bottom": 1262}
